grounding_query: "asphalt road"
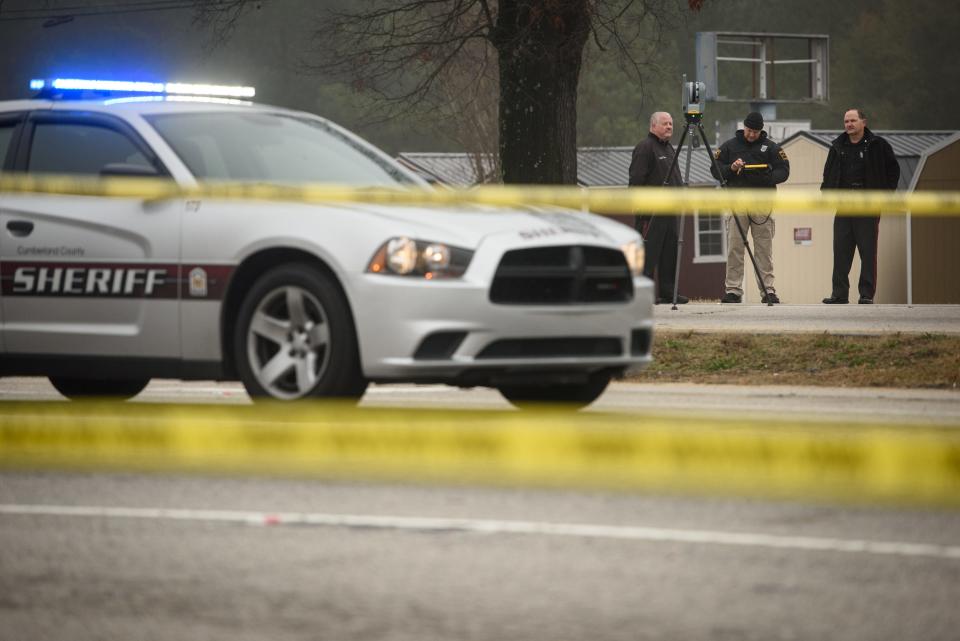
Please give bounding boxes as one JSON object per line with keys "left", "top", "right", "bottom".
{"left": 2, "top": 376, "right": 960, "bottom": 641}
{"left": 3, "top": 377, "right": 959, "bottom": 424}
{"left": 2, "top": 472, "right": 959, "bottom": 641}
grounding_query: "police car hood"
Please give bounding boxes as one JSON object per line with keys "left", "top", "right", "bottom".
{"left": 327, "top": 202, "right": 635, "bottom": 248}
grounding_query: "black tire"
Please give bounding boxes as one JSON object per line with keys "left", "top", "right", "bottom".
{"left": 49, "top": 377, "right": 150, "bottom": 401}
{"left": 234, "top": 262, "right": 367, "bottom": 401}
{"left": 497, "top": 373, "right": 612, "bottom": 410}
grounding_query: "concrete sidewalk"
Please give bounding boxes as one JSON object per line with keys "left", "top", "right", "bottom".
{"left": 653, "top": 304, "right": 960, "bottom": 335}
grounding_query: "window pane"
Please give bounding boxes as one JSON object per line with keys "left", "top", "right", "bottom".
{"left": 698, "top": 214, "right": 723, "bottom": 233}
{"left": 147, "top": 112, "right": 419, "bottom": 186}
{"left": 697, "top": 214, "right": 724, "bottom": 257}
{"left": 700, "top": 233, "right": 723, "bottom": 256}
{"left": 0, "top": 123, "right": 15, "bottom": 167}
{"left": 28, "top": 122, "right": 150, "bottom": 175}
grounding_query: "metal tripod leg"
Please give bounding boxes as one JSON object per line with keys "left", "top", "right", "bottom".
{"left": 663, "top": 122, "right": 691, "bottom": 310}
{"left": 662, "top": 124, "right": 691, "bottom": 309}
{"left": 670, "top": 122, "right": 697, "bottom": 309}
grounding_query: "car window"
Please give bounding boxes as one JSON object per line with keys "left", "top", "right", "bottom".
{"left": 28, "top": 122, "right": 151, "bottom": 175}
{"left": 147, "top": 112, "right": 419, "bottom": 186}
{"left": 0, "top": 121, "right": 17, "bottom": 168}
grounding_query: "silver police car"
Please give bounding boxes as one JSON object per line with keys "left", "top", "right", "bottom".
{"left": 0, "top": 79, "right": 653, "bottom": 407}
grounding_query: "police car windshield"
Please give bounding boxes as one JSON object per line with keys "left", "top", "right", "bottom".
{"left": 146, "top": 112, "right": 418, "bottom": 186}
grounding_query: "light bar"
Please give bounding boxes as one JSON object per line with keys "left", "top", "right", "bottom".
{"left": 29, "top": 78, "right": 255, "bottom": 98}
{"left": 164, "top": 82, "right": 255, "bottom": 98}
{"left": 49, "top": 79, "right": 165, "bottom": 93}
{"left": 103, "top": 96, "right": 253, "bottom": 107}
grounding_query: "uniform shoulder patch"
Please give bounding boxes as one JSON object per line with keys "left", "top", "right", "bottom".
{"left": 778, "top": 149, "right": 789, "bottom": 161}
{"left": 714, "top": 149, "right": 721, "bottom": 159}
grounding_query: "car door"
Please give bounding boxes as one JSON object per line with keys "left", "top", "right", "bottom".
{"left": 0, "top": 111, "right": 27, "bottom": 355}
{"left": 0, "top": 110, "right": 181, "bottom": 358}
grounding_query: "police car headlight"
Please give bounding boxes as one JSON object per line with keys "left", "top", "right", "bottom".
{"left": 621, "top": 240, "right": 645, "bottom": 277}
{"left": 422, "top": 243, "right": 451, "bottom": 272}
{"left": 386, "top": 237, "right": 418, "bottom": 275}
{"left": 367, "top": 237, "right": 473, "bottom": 279}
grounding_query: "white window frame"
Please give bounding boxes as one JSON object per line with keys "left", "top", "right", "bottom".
{"left": 693, "top": 211, "right": 727, "bottom": 263}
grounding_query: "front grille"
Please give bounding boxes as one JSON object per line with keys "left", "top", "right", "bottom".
{"left": 490, "top": 245, "right": 633, "bottom": 305}
{"left": 476, "top": 337, "right": 623, "bottom": 359}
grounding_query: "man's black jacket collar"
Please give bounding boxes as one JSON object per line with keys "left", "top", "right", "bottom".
{"left": 832, "top": 126, "right": 878, "bottom": 148}
{"left": 735, "top": 129, "right": 769, "bottom": 145}
{"left": 648, "top": 131, "right": 671, "bottom": 145}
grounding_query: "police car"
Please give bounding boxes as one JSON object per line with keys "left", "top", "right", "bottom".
{"left": 0, "top": 78, "right": 653, "bottom": 407}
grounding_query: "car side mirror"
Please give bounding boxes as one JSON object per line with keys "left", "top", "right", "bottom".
{"left": 100, "top": 163, "right": 161, "bottom": 178}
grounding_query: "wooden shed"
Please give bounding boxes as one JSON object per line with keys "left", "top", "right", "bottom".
{"left": 771, "top": 130, "right": 958, "bottom": 304}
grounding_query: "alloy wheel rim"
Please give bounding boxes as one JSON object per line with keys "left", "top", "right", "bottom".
{"left": 247, "top": 285, "right": 331, "bottom": 399}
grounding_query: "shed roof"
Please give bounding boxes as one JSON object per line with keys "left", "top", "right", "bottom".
{"left": 400, "top": 130, "right": 958, "bottom": 190}
{"left": 781, "top": 130, "right": 957, "bottom": 190}
{"left": 395, "top": 152, "right": 498, "bottom": 187}
{"left": 578, "top": 146, "right": 719, "bottom": 187}
{"left": 782, "top": 130, "right": 956, "bottom": 157}
{"left": 398, "top": 146, "right": 720, "bottom": 188}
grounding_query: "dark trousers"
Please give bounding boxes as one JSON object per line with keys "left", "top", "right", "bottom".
{"left": 637, "top": 214, "right": 679, "bottom": 299}
{"left": 832, "top": 214, "right": 880, "bottom": 300}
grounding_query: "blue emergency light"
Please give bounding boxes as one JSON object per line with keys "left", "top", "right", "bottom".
{"left": 29, "top": 78, "right": 255, "bottom": 98}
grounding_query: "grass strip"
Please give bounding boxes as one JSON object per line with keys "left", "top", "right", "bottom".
{"left": 628, "top": 332, "right": 960, "bottom": 389}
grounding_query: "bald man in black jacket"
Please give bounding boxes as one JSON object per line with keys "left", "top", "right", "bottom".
{"left": 629, "top": 111, "right": 687, "bottom": 304}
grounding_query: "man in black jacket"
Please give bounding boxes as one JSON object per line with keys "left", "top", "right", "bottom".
{"left": 710, "top": 112, "right": 790, "bottom": 304}
{"left": 629, "top": 111, "right": 687, "bottom": 304}
{"left": 821, "top": 108, "right": 900, "bottom": 304}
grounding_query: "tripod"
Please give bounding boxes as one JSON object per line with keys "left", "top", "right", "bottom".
{"left": 663, "top": 111, "right": 773, "bottom": 308}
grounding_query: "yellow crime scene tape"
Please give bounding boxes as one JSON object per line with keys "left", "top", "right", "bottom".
{"left": 1, "top": 401, "right": 958, "bottom": 507}
{"left": 2, "top": 174, "right": 960, "bottom": 216}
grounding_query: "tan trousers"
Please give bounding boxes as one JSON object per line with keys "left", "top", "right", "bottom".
{"left": 725, "top": 211, "right": 775, "bottom": 296}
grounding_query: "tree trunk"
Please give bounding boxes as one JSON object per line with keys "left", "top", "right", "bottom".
{"left": 495, "top": 1, "right": 590, "bottom": 185}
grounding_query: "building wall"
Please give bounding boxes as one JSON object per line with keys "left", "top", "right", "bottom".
{"left": 680, "top": 214, "right": 725, "bottom": 300}
{"left": 912, "top": 142, "right": 960, "bottom": 303}
{"left": 877, "top": 213, "right": 908, "bottom": 304}
{"left": 745, "top": 139, "right": 842, "bottom": 303}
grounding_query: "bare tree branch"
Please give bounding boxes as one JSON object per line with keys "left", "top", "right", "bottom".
{"left": 192, "top": 0, "right": 704, "bottom": 183}
{"left": 191, "top": 0, "right": 258, "bottom": 48}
